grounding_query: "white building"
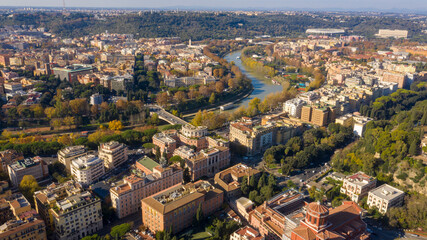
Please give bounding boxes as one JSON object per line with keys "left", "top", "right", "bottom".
{"left": 58, "top": 145, "right": 87, "bottom": 171}
{"left": 376, "top": 29, "right": 408, "bottom": 39}
{"left": 90, "top": 93, "right": 103, "bottom": 105}
{"left": 283, "top": 98, "right": 305, "bottom": 118}
{"left": 340, "top": 172, "right": 377, "bottom": 202}
{"left": 367, "top": 184, "right": 405, "bottom": 214}
{"left": 98, "top": 141, "right": 128, "bottom": 171}
{"left": 71, "top": 155, "right": 105, "bottom": 186}
{"left": 353, "top": 115, "right": 373, "bottom": 137}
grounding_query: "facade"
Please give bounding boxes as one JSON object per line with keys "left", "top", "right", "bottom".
{"left": 98, "top": 141, "right": 128, "bottom": 171}
{"left": 8, "top": 157, "right": 48, "bottom": 187}
{"left": 0, "top": 219, "right": 47, "bottom": 240}
{"left": 34, "top": 181, "right": 82, "bottom": 232}
{"left": 8, "top": 194, "right": 31, "bottom": 219}
{"left": 185, "top": 146, "right": 230, "bottom": 181}
{"left": 110, "top": 159, "right": 183, "bottom": 219}
{"left": 3, "top": 82, "right": 23, "bottom": 93}
{"left": 52, "top": 64, "right": 94, "bottom": 82}
{"left": 352, "top": 116, "right": 373, "bottom": 137}
{"left": 152, "top": 131, "right": 178, "bottom": 159}
{"left": 229, "top": 121, "right": 275, "bottom": 156}
{"left": 340, "top": 172, "right": 377, "bottom": 202}
{"left": 367, "top": 184, "right": 405, "bottom": 214}
{"left": 90, "top": 93, "right": 103, "bottom": 105}
{"left": 50, "top": 191, "right": 103, "bottom": 240}
{"left": 229, "top": 116, "right": 302, "bottom": 156}
{"left": 214, "top": 163, "right": 261, "bottom": 200}
{"left": 71, "top": 155, "right": 105, "bottom": 186}
{"left": 0, "top": 149, "right": 24, "bottom": 172}
{"left": 164, "top": 76, "right": 217, "bottom": 88}
{"left": 235, "top": 197, "right": 255, "bottom": 221}
{"left": 58, "top": 145, "right": 88, "bottom": 171}
{"left": 382, "top": 72, "right": 406, "bottom": 88}
{"left": 230, "top": 226, "right": 264, "bottom": 240}
{"left": 290, "top": 201, "right": 369, "bottom": 240}
{"left": 283, "top": 99, "right": 305, "bottom": 118}
{"left": 376, "top": 29, "right": 408, "bottom": 39}
{"left": 141, "top": 181, "right": 223, "bottom": 234}
{"left": 178, "top": 125, "right": 209, "bottom": 151}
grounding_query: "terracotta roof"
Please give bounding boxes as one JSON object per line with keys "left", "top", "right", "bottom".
{"left": 292, "top": 225, "right": 317, "bottom": 240}
{"left": 307, "top": 202, "right": 329, "bottom": 214}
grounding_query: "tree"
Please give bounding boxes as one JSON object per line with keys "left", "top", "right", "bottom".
{"left": 191, "top": 110, "right": 203, "bottom": 126}
{"left": 215, "top": 81, "right": 224, "bottom": 93}
{"left": 110, "top": 223, "right": 131, "bottom": 239}
{"left": 150, "top": 113, "right": 159, "bottom": 125}
{"left": 19, "top": 175, "right": 40, "bottom": 204}
{"left": 196, "top": 203, "right": 203, "bottom": 223}
{"left": 156, "top": 92, "right": 169, "bottom": 107}
{"left": 174, "top": 91, "right": 187, "bottom": 104}
{"left": 108, "top": 120, "right": 124, "bottom": 131}
{"left": 209, "top": 93, "right": 216, "bottom": 105}
{"left": 409, "top": 139, "right": 420, "bottom": 156}
{"left": 183, "top": 168, "right": 191, "bottom": 183}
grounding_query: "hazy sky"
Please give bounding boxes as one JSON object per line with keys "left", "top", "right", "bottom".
{"left": 0, "top": 0, "right": 426, "bottom": 11}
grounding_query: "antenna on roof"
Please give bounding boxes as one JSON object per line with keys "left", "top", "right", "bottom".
{"left": 62, "top": 0, "right": 66, "bottom": 11}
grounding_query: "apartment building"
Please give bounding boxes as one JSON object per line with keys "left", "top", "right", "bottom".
{"left": 52, "top": 64, "right": 94, "bottom": 82}
{"left": 283, "top": 99, "right": 305, "bottom": 118}
{"left": 98, "top": 141, "right": 128, "bottom": 171}
{"left": 376, "top": 29, "right": 408, "bottom": 39}
{"left": 50, "top": 191, "right": 103, "bottom": 240}
{"left": 8, "top": 194, "right": 31, "bottom": 220}
{"left": 110, "top": 158, "right": 183, "bottom": 219}
{"left": 230, "top": 226, "right": 264, "bottom": 240}
{"left": 0, "top": 219, "right": 47, "bottom": 240}
{"left": 71, "top": 155, "right": 105, "bottom": 186}
{"left": 141, "top": 181, "right": 223, "bottom": 234}
{"left": 152, "top": 131, "right": 178, "bottom": 159}
{"left": 340, "top": 172, "right": 377, "bottom": 202}
{"left": 367, "top": 184, "right": 405, "bottom": 214}
{"left": 214, "top": 163, "right": 261, "bottom": 200}
{"left": 229, "top": 121, "right": 275, "bottom": 156}
{"left": 58, "top": 145, "right": 87, "bottom": 171}
{"left": 186, "top": 146, "right": 230, "bottom": 181}
{"left": 0, "top": 149, "right": 24, "bottom": 172}
{"left": 34, "top": 181, "right": 82, "bottom": 232}
{"left": 178, "top": 124, "right": 209, "bottom": 151}
{"left": 8, "top": 157, "right": 48, "bottom": 187}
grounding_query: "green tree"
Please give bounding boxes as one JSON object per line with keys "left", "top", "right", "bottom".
{"left": 110, "top": 223, "right": 131, "bottom": 239}
{"left": 209, "top": 93, "right": 216, "bottom": 105}
{"left": 409, "top": 139, "right": 420, "bottom": 156}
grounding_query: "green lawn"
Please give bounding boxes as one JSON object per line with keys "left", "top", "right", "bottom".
{"left": 191, "top": 231, "right": 211, "bottom": 240}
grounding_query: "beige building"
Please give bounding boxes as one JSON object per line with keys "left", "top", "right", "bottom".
{"left": 0, "top": 219, "right": 47, "bottom": 240}
{"left": 34, "top": 181, "right": 82, "bottom": 232}
{"left": 0, "top": 150, "right": 24, "bottom": 172}
{"left": 110, "top": 158, "right": 183, "bottom": 219}
{"left": 214, "top": 163, "right": 260, "bottom": 200}
{"left": 367, "top": 184, "right": 405, "bottom": 214}
{"left": 340, "top": 172, "right": 377, "bottom": 202}
{"left": 98, "top": 141, "right": 128, "bottom": 171}
{"left": 50, "top": 191, "right": 103, "bottom": 240}
{"left": 185, "top": 146, "right": 230, "bottom": 181}
{"left": 58, "top": 145, "right": 87, "bottom": 171}
{"left": 71, "top": 155, "right": 105, "bottom": 186}
{"left": 229, "top": 120, "right": 275, "bottom": 156}
{"left": 376, "top": 29, "right": 408, "bottom": 39}
{"left": 141, "top": 181, "right": 223, "bottom": 234}
{"left": 8, "top": 157, "right": 48, "bottom": 187}
{"left": 230, "top": 226, "right": 264, "bottom": 240}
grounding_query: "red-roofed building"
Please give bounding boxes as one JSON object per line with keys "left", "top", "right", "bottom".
{"left": 290, "top": 201, "right": 370, "bottom": 240}
{"left": 231, "top": 226, "right": 264, "bottom": 240}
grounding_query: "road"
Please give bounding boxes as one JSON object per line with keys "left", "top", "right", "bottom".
{"left": 147, "top": 104, "right": 187, "bottom": 125}
{"left": 364, "top": 218, "right": 427, "bottom": 240}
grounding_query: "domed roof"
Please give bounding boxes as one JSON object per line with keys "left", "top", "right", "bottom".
{"left": 307, "top": 201, "right": 329, "bottom": 215}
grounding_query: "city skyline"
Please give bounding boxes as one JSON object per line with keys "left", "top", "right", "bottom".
{"left": 1, "top": 0, "right": 427, "bottom": 12}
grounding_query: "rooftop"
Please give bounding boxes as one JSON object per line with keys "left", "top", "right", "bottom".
{"left": 369, "top": 184, "right": 404, "bottom": 201}
{"left": 137, "top": 157, "right": 160, "bottom": 172}
{"left": 9, "top": 156, "right": 42, "bottom": 171}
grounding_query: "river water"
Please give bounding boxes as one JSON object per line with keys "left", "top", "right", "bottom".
{"left": 224, "top": 51, "right": 283, "bottom": 107}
